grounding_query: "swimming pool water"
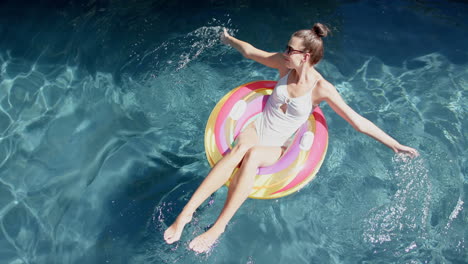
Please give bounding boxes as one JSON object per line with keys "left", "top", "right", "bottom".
{"left": 0, "top": 0, "right": 466, "bottom": 263}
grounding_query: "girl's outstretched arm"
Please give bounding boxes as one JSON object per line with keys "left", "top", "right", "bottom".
{"left": 221, "top": 28, "right": 286, "bottom": 72}
{"left": 317, "top": 80, "right": 419, "bottom": 157}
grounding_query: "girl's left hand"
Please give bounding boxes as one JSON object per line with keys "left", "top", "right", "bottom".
{"left": 394, "top": 144, "right": 419, "bottom": 158}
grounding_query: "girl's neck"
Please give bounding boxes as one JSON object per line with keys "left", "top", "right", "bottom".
{"left": 292, "top": 64, "right": 317, "bottom": 84}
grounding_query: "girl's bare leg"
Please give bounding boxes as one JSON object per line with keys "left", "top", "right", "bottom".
{"left": 164, "top": 125, "right": 258, "bottom": 244}
{"left": 189, "top": 145, "right": 283, "bottom": 253}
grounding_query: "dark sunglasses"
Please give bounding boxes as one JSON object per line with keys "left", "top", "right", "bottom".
{"left": 284, "top": 45, "right": 306, "bottom": 55}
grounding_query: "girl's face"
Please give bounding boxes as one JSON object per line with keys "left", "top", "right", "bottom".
{"left": 283, "top": 37, "right": 308, "bottom": 69}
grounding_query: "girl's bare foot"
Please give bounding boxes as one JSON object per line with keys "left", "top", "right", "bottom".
{"left": 163, "top": 213, "right": 192, "bottom": 244}
{"left": 189, "top": 226, "right": 224, "bottom": 253}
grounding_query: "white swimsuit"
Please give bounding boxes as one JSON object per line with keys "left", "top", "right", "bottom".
{"left": 254, "top": 71, "right": 320, "bottom": 147}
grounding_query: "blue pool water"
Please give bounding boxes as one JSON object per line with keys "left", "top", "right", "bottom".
{"left": 0, "top": 0, "right": 467, "bottom": 263}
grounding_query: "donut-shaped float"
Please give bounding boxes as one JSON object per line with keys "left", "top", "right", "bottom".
{"left": 204, "top": 80, "right": 328, "bottom": 199}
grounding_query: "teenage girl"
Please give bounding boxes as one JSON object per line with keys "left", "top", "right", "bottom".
{"left": 164, "top": 24, "right": 418, "bottom": 253}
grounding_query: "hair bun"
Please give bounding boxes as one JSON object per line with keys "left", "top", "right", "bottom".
{"left": 312, "top": 23, "right": 330, "bottom": 38}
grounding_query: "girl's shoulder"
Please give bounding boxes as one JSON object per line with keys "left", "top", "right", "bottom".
{"left": 313, "top": 78, "right": 336, "bottom": 102}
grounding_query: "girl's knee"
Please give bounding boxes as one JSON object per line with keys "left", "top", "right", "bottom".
{"left": 244, "top": 147, "right": 262, "bottom": 165}
{"left": 232, "top": 142, "right": 254, "bottom": 156}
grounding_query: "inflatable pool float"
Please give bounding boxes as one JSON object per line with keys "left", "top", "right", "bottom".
{"left": 204, "top": 80, "right": 328, "bottom": 199}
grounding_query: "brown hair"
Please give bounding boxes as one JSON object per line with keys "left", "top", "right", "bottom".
{"left": 292, "top": 23, "right": 330, "bottom": 65}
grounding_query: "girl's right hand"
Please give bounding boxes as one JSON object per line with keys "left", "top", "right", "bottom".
{"left": 221, "top": 28, "right": 231, "bottom": 45}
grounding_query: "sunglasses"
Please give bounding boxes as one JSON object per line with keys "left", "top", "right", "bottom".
{"left": 284, "top": 45, "right": 306, "bottom": 55}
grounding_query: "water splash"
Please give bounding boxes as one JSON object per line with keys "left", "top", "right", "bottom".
{"left": 363, "top": 156, "right": 431, "bottom": 255}
{"left": 175, "top": 26, "right": 231, "bottom": 71}
{"left": 445, "top": 197, "right": 464, "bottom": 230}
{"left": 120, "top": 17, "right": 236, "bottom": 81}
{"left": 246, "top": 256, "right": 255, "bottom": 264}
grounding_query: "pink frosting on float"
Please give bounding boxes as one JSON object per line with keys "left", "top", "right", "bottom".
{"left": 218, "top": 116, "right": 230, "bottom": 154}
{"left": 215, "top": 81, "right": 275, "bottom": 155}
{"left": 257, "top": 122, "right": 307, "bottom": 175}
{"left": 233, "top": 95, "right": 268, "bottom": 138}
{"left": 271, "top": 108, "right": 328, "bottom": 195}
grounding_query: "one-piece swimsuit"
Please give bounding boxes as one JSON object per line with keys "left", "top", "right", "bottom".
{"left": 254, "top": 70, "right": 320, "bottom": 147}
